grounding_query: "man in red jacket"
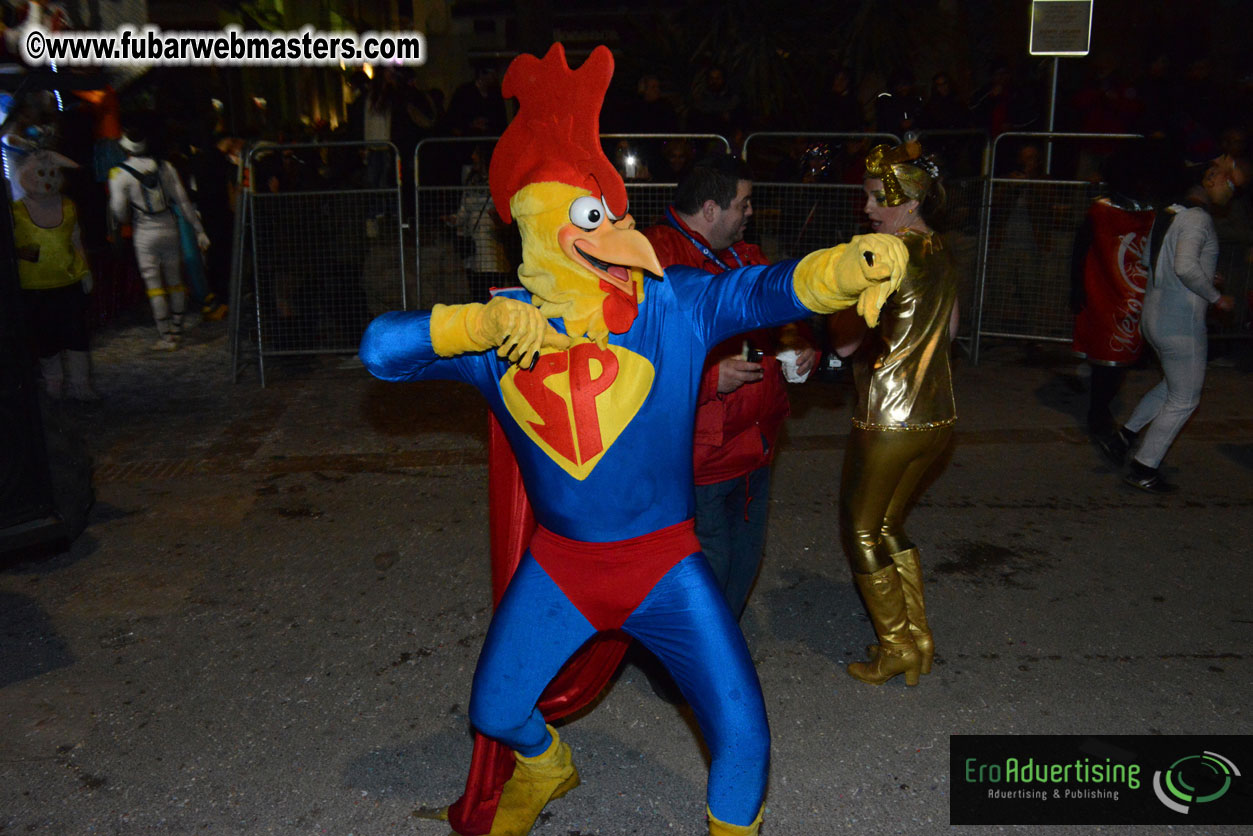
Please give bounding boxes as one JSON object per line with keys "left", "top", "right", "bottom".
{"left": 643, "top": 154, "right": 817, "bottom": 620}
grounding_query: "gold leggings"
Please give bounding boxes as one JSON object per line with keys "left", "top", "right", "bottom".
{"left": 839, "top": 425, "right": 953, "bottom": 574}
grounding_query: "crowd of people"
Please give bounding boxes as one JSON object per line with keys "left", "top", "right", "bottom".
{"left": 3, "top": 82, "right": 248, "bottom": 401}
{"left": 4, "top": 53, "right": 1250, "bottom": 401}
{"left": 169, "top": 53, "right": 1251, "bottom": 201}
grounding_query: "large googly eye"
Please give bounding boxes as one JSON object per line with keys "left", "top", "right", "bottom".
{"left": 601, "top": 196, "right": 622, "bottom": 222}
{"left": 569, "top": 195, "right": 607, "bottom": 231}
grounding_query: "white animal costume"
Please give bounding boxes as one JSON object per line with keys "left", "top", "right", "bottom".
{"left": 108, "top": 134, "right": 209, "bottom": 349}
{"left": 11, "top": 145, "right": 98, "bottom": 400}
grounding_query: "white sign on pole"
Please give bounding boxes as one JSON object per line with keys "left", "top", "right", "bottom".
{"left": 1029, "top": 0, "right": 1093, "bottom": 56}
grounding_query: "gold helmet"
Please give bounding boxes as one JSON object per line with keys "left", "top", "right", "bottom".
{"left": 864, "top": 139, "right": 938, "bottom": 206}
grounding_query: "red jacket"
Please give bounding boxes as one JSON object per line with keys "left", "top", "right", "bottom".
{"left": 643, "top": 213, "right": 793, "bottom": 485}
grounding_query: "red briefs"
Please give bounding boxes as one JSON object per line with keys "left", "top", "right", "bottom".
{"left": 529, "top": 519, "right": 702, "bottom": 631}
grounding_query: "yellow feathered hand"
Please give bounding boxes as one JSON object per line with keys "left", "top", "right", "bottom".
{"left": 792, "top": 233, "right": 910, "bottom": 327}
{"left": 429, "top": 296, "right": 572, "bottom": 367}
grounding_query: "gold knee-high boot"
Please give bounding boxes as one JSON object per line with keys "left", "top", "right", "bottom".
{"left": 847, "top": 564, "right": 921, "bottom": 686}
{"left": 486, "top": 724, "right": 579, "bottom": 836}
{"left": 891, "top": 547, "right": 933, "bottom": 674}
{"left": 868, "top": 547, "right": 935, "bottom": 674}
{"left": 708, "top": 805, "right": 763, "bottom": 835}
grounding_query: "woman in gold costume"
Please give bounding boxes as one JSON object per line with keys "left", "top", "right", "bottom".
{"left": 838, "top": 140, "right": 957, "bottom": 686}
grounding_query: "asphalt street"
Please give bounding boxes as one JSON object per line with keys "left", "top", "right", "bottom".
{"left": 2, "top": 314, "right": 1250, "bottom": 835}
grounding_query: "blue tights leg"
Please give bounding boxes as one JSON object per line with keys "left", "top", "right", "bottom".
{"left": 467, "top": 554, "right": 596, "bottom": 757}
{"left": 625, "top": 555, "right": 770, "bottom": 826}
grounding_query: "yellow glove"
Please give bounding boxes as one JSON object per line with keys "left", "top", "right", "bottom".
{"left": 429, "top": 297, "right": 571, "bottom": 365}
{"left": 793, "top": 233, "right": 910, "bottom": 326}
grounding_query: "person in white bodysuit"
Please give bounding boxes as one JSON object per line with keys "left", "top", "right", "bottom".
{"left": 1120, "top": 157, "right": 1238, "bottom": 492}
{"left": 109, "top": 129, "right": 209, "bottom": 350}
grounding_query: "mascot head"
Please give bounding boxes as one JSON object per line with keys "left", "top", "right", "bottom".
{"left": 489, "top": 44, "right": 663, "bottom": 343}
{"left": 16, "top": 147, "right": 77, "bottom": 204}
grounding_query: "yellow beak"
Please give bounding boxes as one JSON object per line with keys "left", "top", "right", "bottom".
{"left": 559, "top": 215, "right": 665, "bottom": 296}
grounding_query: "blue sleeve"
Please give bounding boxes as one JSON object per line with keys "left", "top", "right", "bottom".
{"left": 359, "top": 310, "right": 487, "bottom": 384}
{"left": 667, "top": 260, "right": 811, "bottom": 350}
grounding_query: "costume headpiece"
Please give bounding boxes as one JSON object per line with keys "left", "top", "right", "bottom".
{"left": 119, "top": 133, "right": 147, "bottom": 155}
{"left": 864, "top": 139, "right": 937, "bottom": 206}
{"left": 489, "top": 43, "right": 627, "bottom": 224}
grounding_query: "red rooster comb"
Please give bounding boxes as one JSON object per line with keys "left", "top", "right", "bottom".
{"left": 489, "top": 43, "right": 627, "bottom": 224}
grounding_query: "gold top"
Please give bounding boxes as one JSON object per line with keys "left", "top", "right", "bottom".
{"left": 864, "top": 140, "right": 931, "bottom": 207}
{"left": 852, "top": 230, "right": 958, "bottom": 430}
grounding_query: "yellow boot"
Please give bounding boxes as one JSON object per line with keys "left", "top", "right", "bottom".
{"left": 487, "top": 725, "right": 579, "bottom": 836}
{"left": 847, "top": 564, "right": 921, "bottom": 686}
{"left": 708, "top": 805, "right": 763, "bottom": 835}
{"left": 891, "top": 547, "right": 933, "bottom": 674}
{"left": 866, "top": 547, "right": 935, "bottom": 674}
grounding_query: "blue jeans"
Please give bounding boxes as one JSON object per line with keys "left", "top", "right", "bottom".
{"left": 693, "top": 465, "right": 771, "bottom": 620}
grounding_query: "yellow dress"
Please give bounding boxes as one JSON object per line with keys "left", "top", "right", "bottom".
{"left": 12, "top": 198, "right": 89, "bottom": 291}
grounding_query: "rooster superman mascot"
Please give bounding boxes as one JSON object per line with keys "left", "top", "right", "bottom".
{"left": 359, "top": 44, "right": 908, "bottom": 836}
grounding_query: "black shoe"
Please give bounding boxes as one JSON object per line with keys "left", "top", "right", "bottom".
{"left": 1092, "top": 432, "right": 1129, "bottom": 466}
{"left": 1123, "top": 461, "right": 1177, "bottom": 493}
{"left": 1095, "top": 425, "right": 1140, "bottom": 466}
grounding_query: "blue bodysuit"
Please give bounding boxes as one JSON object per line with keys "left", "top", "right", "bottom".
{"left": 359, "top": 260, "right": 809, "bottom": 824}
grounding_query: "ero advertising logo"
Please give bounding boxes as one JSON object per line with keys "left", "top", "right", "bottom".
{"left": 1153, "top": 750, "right": 1241, "bottom": 814}
{"left": 950, "top": 735, "right": 1252, "bottom": 825}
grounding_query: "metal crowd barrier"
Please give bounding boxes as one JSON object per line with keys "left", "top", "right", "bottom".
{"left": 609, "top": 133, "right": 734, "bottom": 228}
{"left": 228, "top": 148, "right": 248, "bottom": 382}
{"left": 1211, "top": 245, "right": 1253, "bottom": 343}
{"left": 971, "top": 131, "right": 1144, "bottom": 363}
{"left": 227, "top": 129, "right": 1251, "bottom": 382}
{"left": 914, "top": 130, "right": 994, "bottom": 352}
{"left": 232, "top": 140, "right": 406, "bottom": 385}
{"left": 740, "top": 133, "right": 900, "bottom": 264}
{"left": 411, "top": 134, "right": 730, "bottom": 309}
{"left": 412, "top": 135, "right": 500, "bottom": 310}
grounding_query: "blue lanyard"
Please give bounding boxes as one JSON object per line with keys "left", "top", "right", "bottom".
{"left": 664, "top": 207, "right": 744, "bottom": 273}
